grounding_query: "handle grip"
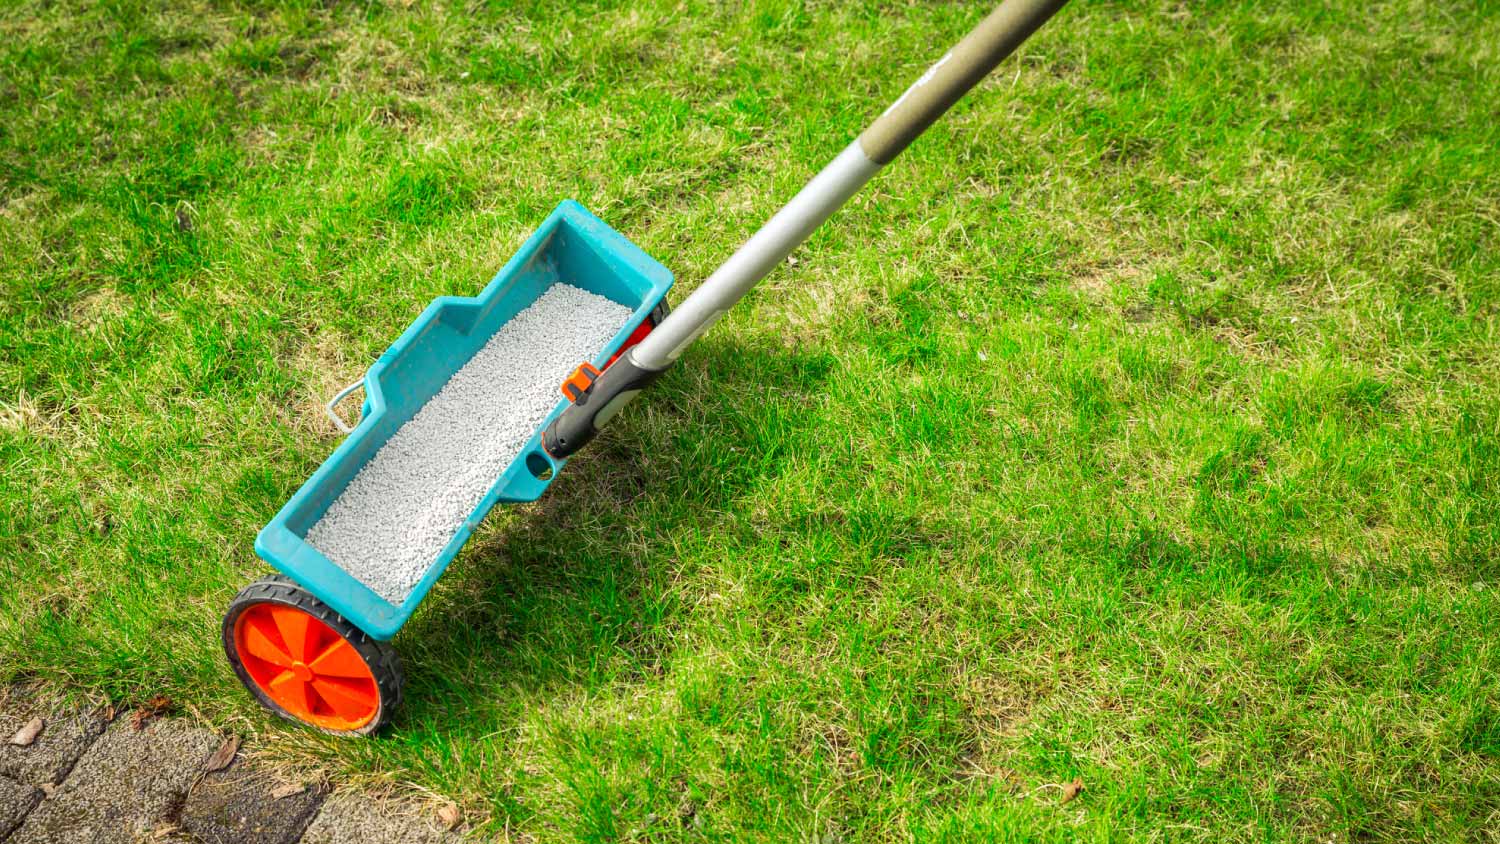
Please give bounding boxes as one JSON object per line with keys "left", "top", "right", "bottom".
{"left": 541, "top": 349, "right": 664, "bottom": 459}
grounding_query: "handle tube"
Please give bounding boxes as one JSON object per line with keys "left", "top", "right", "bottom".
{"left": 544, "top": 0, "right": 1069, "bottom": 459}
{"left": 858, "top": 0, "right": 1070, "bottom": 164}
{"left": 629, "top": 141, "right": 880, "bottom": 371}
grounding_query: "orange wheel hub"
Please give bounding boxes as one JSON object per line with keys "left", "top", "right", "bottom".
{"left": 233, "top": 603, "right": 380, "bottom": 731}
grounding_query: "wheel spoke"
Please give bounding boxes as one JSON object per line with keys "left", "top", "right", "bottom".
{"left": 269, "top": 606, "right": 315, "bottom": 661}
{"left": 311, "top": 677, "right": 375, "bottom": 721}
{"left": 308, "top": 639, "right": 370, "bottom": 679}
{"left": 241, "top": 619, "right": 293, "bottom": 667}
{"left": 268, "top": 670, "right": 313, "bottom": 714}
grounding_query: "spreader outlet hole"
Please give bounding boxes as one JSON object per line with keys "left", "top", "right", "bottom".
{"left": 526, "top": 451, "right": 555, "bottom": 481}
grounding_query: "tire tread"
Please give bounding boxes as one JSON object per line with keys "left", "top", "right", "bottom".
{"left": 222, "top": 574, "right": 403, "bottom": 736}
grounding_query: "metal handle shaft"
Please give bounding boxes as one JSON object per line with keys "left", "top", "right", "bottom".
{"left": 544, "top": 0, "right": 1069, "bottom": 459}
{"left": 858, "top": 0, "right": 1070, "bottom": 164}
{"left": 634, "top": 0, "right": 1069, "bottom": 370}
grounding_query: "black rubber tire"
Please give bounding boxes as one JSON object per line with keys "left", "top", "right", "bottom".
{"left": 222, "top": 574, "right": 403, "bottom": 737}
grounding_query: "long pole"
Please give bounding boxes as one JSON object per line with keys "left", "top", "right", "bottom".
{"left": 544, "top": 0, "right": 1070, "bottom": 459}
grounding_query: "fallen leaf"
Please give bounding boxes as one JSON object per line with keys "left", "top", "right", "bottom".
{"left": 9, "top": 716, "right": 43, "bottom": 746}
{"left": 270, "top": 782, "right": 306, "bottom": 800}
{"left": 39, "top": 783, "right": 57, "bottom": 796}
{"left": 1059, "top": 778, "right": 1084, "bottom": 805}
{"left": 101, "top": 704, "right": 117, "bottom": 721}
{"left": 436, "top": 802, "right": 461, "bottom": 830}
{"left": 131, "top": 696, "right": 173, "bottom": 730}
{"left": 204, "top": 735, "right": 240, "bottom": 772}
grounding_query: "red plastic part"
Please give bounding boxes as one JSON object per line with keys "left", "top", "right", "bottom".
{"left": 606, "top": 320, "right": 655, "bottom": 369}
{"left": 233, "top": 603, "right": 380, "bottom": 731}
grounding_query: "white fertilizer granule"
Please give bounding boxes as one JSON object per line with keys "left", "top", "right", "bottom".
{"left": 306, "top": 283, "right": 631, "bottom": 602}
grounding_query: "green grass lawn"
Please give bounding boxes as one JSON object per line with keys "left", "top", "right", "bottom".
{"left": 3, "top": 0, "right": 1498, "bottom": 840}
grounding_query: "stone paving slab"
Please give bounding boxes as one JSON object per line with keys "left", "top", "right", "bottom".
{"left": 300, "top": 793, "right": 461, "bottom": 844}
{"left": 0, "top": 774, "right": 41, "bottom": 840}
{"left": 10, "top": 715, "right": 219, "bottom": 844}
{"left": 178, "top": 760, "right": 327, "bottom": 844}
{"left": 0, "top": 687, "right": 109, "bottom": 787}
{"left": 0, "top": 687, "right": 464, "bottom": 844}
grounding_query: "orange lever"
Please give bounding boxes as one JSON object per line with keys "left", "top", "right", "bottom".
{"left": 561, "top": 362, "right": 601, "bottom": 403}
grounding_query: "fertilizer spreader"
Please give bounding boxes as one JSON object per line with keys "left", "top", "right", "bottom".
{"left": 224, "top": 0, "right": 1069, "bottom": 734}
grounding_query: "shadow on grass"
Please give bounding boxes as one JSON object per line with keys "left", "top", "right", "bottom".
{"left": 390, "top": 335, "right": 833, "bottom": 729}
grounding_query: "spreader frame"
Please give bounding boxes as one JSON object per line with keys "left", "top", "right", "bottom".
{"left": 254, "top": 201, "right": 673, "bottom": 640}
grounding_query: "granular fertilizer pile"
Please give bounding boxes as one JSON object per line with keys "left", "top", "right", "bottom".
{"left": 306, "top": 283, "right": 631, "bottom": 602}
